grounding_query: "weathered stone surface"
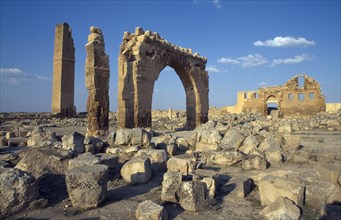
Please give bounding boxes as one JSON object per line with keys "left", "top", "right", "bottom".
{"left": 225, "top": 177, "right": 254, "bottom": 198}
{"left": 85, "top": 26, "right": 110, "bottom": 137}
{"left": 258, "top": 175, "right": 304, "bottom": 206}
{"left": 27, "top": 127, "right": 57, "bottom": 147}
{"left": 201, "top": 176, "right": 217, "bottom": 199}
{"left": 134, "top": 149, "right": 167, "bottom": 172}
{"left": 242, "top": 155, "right": 267, "bottom": 170}
{"left": 68, "top": 153, "right": 118, "bottom": 170}
{"left": 115, "top": 128, "right": 151, "bottom": 147}
{"left": 0, "top": 168, "right": 39, "bottom": 218}
{"left": 83, "top": 136, "right": 106, "bottom": 154}
{"left": 195, "top": 127, "right": 222, "bottom": 151}
{"left": 316, "top": 163, "right": 341, "bottom": 185}
{"left": 15, "top": 148, "right": 70, "bottom": 180}
{"left": 305, "top": 180, "right": 339, "bottom": 211}
{"left": 201, "top": 151, "right": 243, "bottom": 167}
{"left": 239, "top": 135, "right": 259, "bottom": 154}
{"left": 65, "top": 164, "right": 108, "bottom": 210}
{"left": 136, "top": 200, "right": 168, "bottom": 220}
{"left": 281, "top": 134, "right": 301, "bottom": 150}
{"left": 161, "top": 171, "right": 182, "bottom": 203}
{"left": 52, "top": 22, "right": 76, "bottom": 117}
{"left": 121, "top": 157, "right": 152, "bottom": 185}
{"left": 259, "top": 197, "right": 301, "bottom": 220}
{"left": 167, "top": 156, "right": 196, "bottom": 176}
{"left": 226, "top": 74, "right": 326, "bottom": 117}
{"left": 62, "top": 132, "right": 85, "bottom": 153}
{"left": 117, "top": 27, "right": 208, "bottom": 129}
{"left": 180, "top": 181, "right": 207, "bottom": 211}
{"left": 220, "top": 129, "right": 245, "bottom": 150}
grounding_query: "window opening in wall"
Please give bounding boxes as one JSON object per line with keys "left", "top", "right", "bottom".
{"left": 310, "top": 93, "right": 314, "bottom": 100}
{"left": 244, "top": 93, "right": 247, "bottom": 99}
{"left": 298, "top": 76, "right": 304, "bottom": 88}
{"left": 254, "top": 93, "right": 258, "bottom": 99}
{"left": 288, "top": 93, "right": 293, "bottom": 100}
{"left": 298, "top": 93, "right": 304, "bottom": 101}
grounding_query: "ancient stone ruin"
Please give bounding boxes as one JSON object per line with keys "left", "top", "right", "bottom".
{"left": 85, "top": 26, "right": 110, "bottom": 137}
{"left": 117, "top": 27, "right": 209, "bottom": 129}
{"left": 227, "top": 74, "right": 326, "bottom": 117}
{"left": 51, "top": 22, "right": 76, "bottom": 117}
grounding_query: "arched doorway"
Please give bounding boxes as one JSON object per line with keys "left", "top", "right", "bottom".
{"left": 266, "top": 95, "right": 279, "bottom": 115}
{"left": 117, "top": 28, "right": 209, "bottom": 129}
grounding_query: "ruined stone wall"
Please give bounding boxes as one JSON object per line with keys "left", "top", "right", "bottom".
{"left": 326, "top": 103, "right": 341, "bottom": 113}
{"left": 85, "top": 27, "right": 110, "bottom": 137}
{"left": 51, "top": 23, "right": 76, "bottom": 117}
{"left": 226, "top": 75, "right": 326, "bottom": 117}
{"left": 117, "top": 27, "right": 209, "bottom": 129}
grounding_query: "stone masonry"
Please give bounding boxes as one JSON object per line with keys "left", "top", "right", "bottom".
{"left": 85, "top": 26, "right": 110, "bottom": 137}
{"left": 117, "top": 27, "right": 209, "bottom": 129}
{"left": 51, "top": 22, "right": 76, "bottom": 117}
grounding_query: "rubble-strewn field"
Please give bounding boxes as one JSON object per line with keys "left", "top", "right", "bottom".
{"left": 0, "top": 110, "right": 340, "bottom": 220}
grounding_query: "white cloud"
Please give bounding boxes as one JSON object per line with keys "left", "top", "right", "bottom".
{"left": 206, "top": 65, "right": 228, "bottom": 73}
{"left": 237, "top": 54, "right": 268, "bottom": 68}
{"left": 218, "top": 54, "right": 268, "bottom": 68}
{"left": 258, "top": 81, "right": 269, "bottom": 86}
{"left": 217, "top": 58, "right": 240, "bottom": 65}
{"left": 0, "top": 68, "right": 50, "bottom": 85}
{"left": 271, "top": 54, "right": 313, "bottom": 66}
{"left": 254, "top": 36, "right": 315, "bottom": 47}
{"left": 212, "top": 0, "right": 222, "bottom": 8}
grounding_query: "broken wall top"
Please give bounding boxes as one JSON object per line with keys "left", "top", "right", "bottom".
{"left": 119, "top": 27, "right": 207, "bottom": 68}
{"left": 283, "top": 74, "right": 321, "bottom": 90}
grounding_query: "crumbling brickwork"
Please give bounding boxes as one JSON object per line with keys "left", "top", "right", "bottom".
{"left": 227, "top": 75, "right": 326, "bottom": 117}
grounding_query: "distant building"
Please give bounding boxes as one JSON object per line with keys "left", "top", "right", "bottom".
{"left": 226, "top": 74, "right": 326, "bottom": 117}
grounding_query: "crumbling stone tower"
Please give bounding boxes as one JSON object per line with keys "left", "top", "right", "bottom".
{"left": 52, "top": 22, "right": 76, "bottom": 117}
{"left": 85, "top": 27, "right": 110, "bottom": 137}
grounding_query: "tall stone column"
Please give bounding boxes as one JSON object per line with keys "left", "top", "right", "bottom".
{"left": 51, "top": 22, "right": 76, "bottom": 117}
{"left": 85, "top": 26, "right": 110, "bottom": 137}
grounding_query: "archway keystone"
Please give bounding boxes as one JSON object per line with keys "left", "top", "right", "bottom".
{"left": 117, "top": 27, "right": 209, "bottom": 129}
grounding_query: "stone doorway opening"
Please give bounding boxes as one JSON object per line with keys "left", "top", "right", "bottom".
{"left": 151, "top": 66, "right": 187, "bottom": 130}
{"left": 266, "top": 95, "right": 279, "bottom": 115}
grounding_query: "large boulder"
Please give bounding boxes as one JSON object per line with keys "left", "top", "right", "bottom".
{"left": 27, "top": 127, "right": 57, "bottom": 147}
{"left": 0, "top": 168, "right": 39, "bottom": 218}
{"left": 15, "top": 147, "right": 71, "bottom": 181}
{"left": 220, "top": 129, "right": 245, "bottom": 150}
{"left": 65, "top": 164, "right": 108, "bottom": 210}
{"left": 239, "top": 135, "right": 259, "bottom": 155}
{"left": 121, "top": 157, "right": 152, "bottom": 185}
{"left": 316, "top": 163, "right": 341, "bottom": 185}
{"left": 136, "top": 200, "right": 168, "bottom": 220}
{"left": 258, "top": 175, "right": 304, "bottom": 206}
{"left": 194, "top": 127, "right": 222, "bottom": 151}
{"left": 167, "top": 156, "right": 196, "bottom": 176}
{"left": 62, "top": 132, "right": 85, "bottom": 153}
{"left": 134, "top": 149, "right": 167, "bottom": 172}
{"left": 259, "top": 197, "right": 301, "bottom": 220}
{"left": 242, "top": 155, "right": 267, "bottom": 170}
{"left": 180, "top": 181, "right": 207, "bottom": 211}
{"left": 83, "top": 136, "right": 106, "bottom": 154}
{"left": 161, "top": 171, "right": 182, "bottom": 203}
{"left": 281, "top": 134, "right": 301, "bottom": 150}
{"left": 115, "top": 128, "right": 151, "bottom": 147}
{"left": 201, "top": 151, "right": 243, "bottom": 167}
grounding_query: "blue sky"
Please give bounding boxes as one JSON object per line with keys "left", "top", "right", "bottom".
{"left": 1, "top": 0, "right": 340, "bottom": 112}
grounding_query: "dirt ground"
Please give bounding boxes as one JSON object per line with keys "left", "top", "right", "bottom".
{"left": 3, "top": 127, "right": 340, "bottom": 220}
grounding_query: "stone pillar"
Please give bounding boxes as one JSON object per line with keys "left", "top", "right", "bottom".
{"left": 168, "top": 108, "right": 172, "bottom": 120}
{"left": 51, "top": 22, "right": 76, "bottom": 117}
{"left": 85, "top": 26, "right": 110, "bottom": 137}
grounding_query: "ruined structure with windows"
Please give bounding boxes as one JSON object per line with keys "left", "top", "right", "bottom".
{"left": 226, "top": 75, "right": 326, "bottom": 117}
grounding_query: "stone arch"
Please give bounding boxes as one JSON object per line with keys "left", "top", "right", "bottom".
{"left": 117, "top": 27, "right": 209, "bottom": 129}
{"left": 266, "top": 95, "right": 279, "bottom": 115}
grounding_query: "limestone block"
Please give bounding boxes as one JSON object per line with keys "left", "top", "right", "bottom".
{"left": 259, "top": 197, "right": 301, "bottom": 220}
{"left": 201, "top": 176, "right": 217, "bottom": 199}
{"left": 195, "top": 128, "right": 222, "bottom": 151}
{"left": 265, "top": 149, "right": 283, "bottom": 165}
{"left": 62, "top": 132, "right": 85, "bottom": 153}
{"left": 180, "top": 181, "right": 207, "bottom": 211}
{"left": 242, "top": 155, "right": 267, "bottom": 170}
{"left": 161, "top": 171, "right": 182, "bottom": 203}
{"left": 136, "top": 200, "right": 168, "bottom": 220}
{"left": 8, "top": 137, "right": 27, "bottom": 147}
{"left": 0, "top": 168, "right": 39, "bottom": 218}
{"left": 195, "top": 142, "right": 219, "bottom": 151}
{"left": 96, "top": 153, "right": 118, "bottom": 169}
{"left": 305, "top": 180, "right": 338, "bottom": 210}
{"left": 281, "top": 134, "right": 301, "bottom": 150}
{"left": 27, "top": 127, "right": 57, "bottom": 147}
{"left": 201, "top": 151, "right": 243, "bottom": 167}
{"left": 220, "top": 129, "right": 245, "bottom": 150}
{"left": 258, "top": 175, "right": 304, "bottom": 206}
{"left": 16, "top": 148, "right": 70, "bottom": 181}
{"left": 258, "top": 137, "right": 281, "bottom": 152}
{"left": 134, "top": 149, "right": 167, "bottom": 172}
{"left": 167, "top": 157, "right": 195, "bottom": 176}
{"left": 278, "top": 125, "right": 292, "bottom": 133}
{"left": 121, "top": 157, "right": 152, "bottom": 185}
{"left": 223, "top": 177, "right": 254, "bottom": 198}
{"left": 239, "top": 135, "right": 259, "bottom": 154}
{"left": 65, "top": 164, "right": 108, "bottom": 210}
{"left": 83, "top": 136, "right": 106, "bottom": 154}
{"left": 115, "top": 128, "right": 151, "bottom": 147}
{"left": 68, "top": 153, "right": 100, "bottom": 170}
{"left": 316, "top": 163, "right": 341, "bottom": 184}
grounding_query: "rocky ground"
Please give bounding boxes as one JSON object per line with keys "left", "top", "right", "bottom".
{"left": 0, "top": 109, "right": 340, "bottom": 220}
